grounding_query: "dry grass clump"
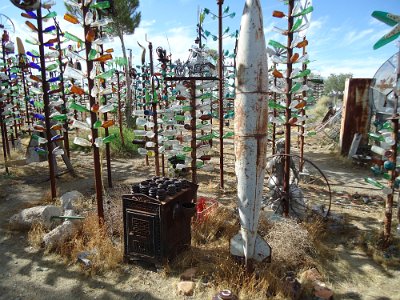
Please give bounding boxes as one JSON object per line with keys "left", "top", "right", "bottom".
{"left": 27, "top": 210, "right": 123, "bottom": 275}
{"left": 28, "top": 222, "right": 47, "bottom": 248}
{"left": 192, "top": 206, "right": 239, "bottom": 245}
{"left": 172, "top": 207, "right": 321, "bottom": 299}
{"left": 103, "top": 185, "right": 130, "bottom": 237}
{"left": 357, "top": 230, "right": 400, "bottom": 268}
{"left": 266, "top": 218, "right": 316, "bottom": 270}
{"left": 27, "top": 187, "right": 127, "bottom": 275}
{"left": 59, "top": 212, "right": 124, "bottom": 274}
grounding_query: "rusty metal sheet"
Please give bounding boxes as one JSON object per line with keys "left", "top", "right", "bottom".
{"left": 340, "top": 78, "right": 373, "bottom": 155}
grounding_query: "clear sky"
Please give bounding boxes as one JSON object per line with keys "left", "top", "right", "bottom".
{"left": 2, "top": 0, "right": 399, "bottom": 78}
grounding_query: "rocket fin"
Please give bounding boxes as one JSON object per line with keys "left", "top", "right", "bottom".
{"left": 230, "top": 232, "right": 271, "bottom": 262}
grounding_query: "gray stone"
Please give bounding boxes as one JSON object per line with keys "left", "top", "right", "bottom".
{"left": 60, "top": 191, "right": 83, "bottom": 210}
{"left": 77, "top": 251, "right": 92, "bottom": 267}
{"left": 180, "top": 267, "right": 197, "bottom": 280}
{"left": 9, "top": 205, "right": 62, "bottom": 230}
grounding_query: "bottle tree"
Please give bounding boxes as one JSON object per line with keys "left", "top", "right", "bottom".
{"left": 62, "top": 0, "right": 120, "bottom": 220}
{"left": 16, "top": 4, "right": 68, "bottom": 198}
{"left": 198, "top": 3, "right": 237, "bottom": 188}
{"left": 366, "top": 10, "right": 400, "bottom": 245}
{"left": 267, "top": 0, "right": 314, "bottom": 216}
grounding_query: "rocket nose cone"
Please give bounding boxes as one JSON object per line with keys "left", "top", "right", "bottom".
{"left": 235, "top": 0, "right": 268, "bottom": 93}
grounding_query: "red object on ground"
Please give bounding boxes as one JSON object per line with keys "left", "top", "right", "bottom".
{"left": 196, "top": 197, "right": 218, "bottom": 222}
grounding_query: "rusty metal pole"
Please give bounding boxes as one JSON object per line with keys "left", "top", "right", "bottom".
{"left": 283, "top": 0, "right": 295, "bottom": 217}
{"left": 272, "top": 63, "right": 277, "bottom": 155}
{"left": 190, "top": 80, "right": 197, "bottom": 184}
{"left": 141, "top": 64, "right": 150, "bottom": 166}
{"left": 2, "top": 40, "right": 19, "bottom": 144}
{"left": 98, "top": 43, "right": 112, "bottom": 189}
{"left": 148, "top": 42, "right": 160, "bottom": 176}
{"left": 384, "top": 114, "right": 398, "bottom": 245}
{"left": 53, "top": 18, "right": 70, "bottom": 158}
{"left": 384, "top": 45, "right": 400, "bottom": 245}
{"left": 0, "top": 105, "right": 9, "bottom": 174}
{"left": 2, "top": 34, "right": 13, "bottom": 157}
{"left": 230, "top": 0, "right": 271, "bottom": 269}
{"left": 6, "top": 60, "right": 19, "bottom": 144}
{"left": 396, "top": 44, "right": 400, "bottom": 236}
{"left": 217, "top": 0, "right": 224, "bottom": 189}
{"left": 83, "top": 4, "right": 104, "bottom": 221}
{"left": 299, "top": 37, "right": 307, "bottom": 172}
{"left": 116, "top": 71, "right": 125, "bottom": 145}
{"left": 36, "top": 8, "right": 57, "bottom": 199}
{"left": 161, "top": 64, "right": 169, "bottom": 177}
{"left": 16, "top": 37, "right": 31, "bottom": 136}
{"left": 20, "top": 71, "right": 31, "bottom": 136}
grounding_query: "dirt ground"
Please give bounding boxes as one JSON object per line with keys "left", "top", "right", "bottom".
{"left": 0, "top": 135, "right": 400, "bottom": 300}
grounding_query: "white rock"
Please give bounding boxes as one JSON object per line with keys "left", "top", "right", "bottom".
{"left": 9, "top": 205, "right": 62, "bottom": 230}
{"left": 177, "top": 281, "right": 195, "bottom": 296}
{"left": 60, "top": 191, "right": 83, "bottom": 210}
{"left": 43, "top": 220, "right": 78, "bottom": 249}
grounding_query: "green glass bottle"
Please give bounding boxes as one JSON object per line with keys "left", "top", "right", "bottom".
{"left": 64, "top": 32, "right": 83, "bottom": 44}
{"left": 145, "top": 90, "right": 150, "bottom": 103}
{"left": 69, "top": 102, "right": 89, "bottom": 113}
{"left": 51, "top": 114, "right": 68, "bottom": 121}
{"left": 364, "top": 177, "right": 385, "bottom": 189}
{"left": 103, "top": 134, "right": 117, "bottom": 144}
{"left": 268, "top": 100, "right": 286, "bottom": 110}
{"left": 222, "top": 131, "right": 234, "bottom": 138}
{"left": 290, "top": 82, "right": 302, "bottom": 94}
{"left": 382, "top": 121, "right": 393, "bottom": 130}
{"left": 174, "top": 115, "right": 185, "bottom": 122}
{"left": 46, "top": 63, "right": 59, "bottom": 72}
{"left": 268, "top": 40, "right": 286, "bottom": 49}
{"left": 34, "top": 101, "right": 44, "bottom": 109}
{"left": 292, "top": 69, "right": 311, "bottom": 79}
{"left": 93, "top": 120, "right": 102, "bottom": 129}
{"left": 95, "top": 69, "right": 115, "bottom": 79}
{"left": 90, "top": 0, "right": 110, "bottom": 9}
{"left": 306, "top": 131, "right": 316, "bottom": 137}
{"left": 88, "top": 49, "right": 98, "bottom": 60}
{"left": 43, "top": 11, "right": 57, "bottom": 18}
{"left": 291, "top": 18, "right": 303, "bottom": 32}
{"left": 293, "top": 6, "right": 313, "bottom": 17}
{"left": 368, "top": 132, "right": 384, "bottom": 142}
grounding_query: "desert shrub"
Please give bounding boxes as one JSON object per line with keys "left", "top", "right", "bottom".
{"left": 69, "top": 126, "right": 139, "bottom": 157}
{"left": 59, "top": 212, "right": 123, "bottom": 274}
{"left": 103, "top": 126, "right": 139, "bottom": 157}
{"left": 266, "top": 218, "right": 316, "bottom": 269}
{"left": 307, "top": 95, "right": 332, "bottom": 122}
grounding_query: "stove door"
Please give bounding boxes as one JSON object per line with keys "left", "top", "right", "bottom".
{"left": 126, "top": 209, "right": 157, "bottom": 258}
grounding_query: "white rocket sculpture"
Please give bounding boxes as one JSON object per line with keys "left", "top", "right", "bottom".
{"left": 230, "top": 0, "right": 271, "bottom": 265}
